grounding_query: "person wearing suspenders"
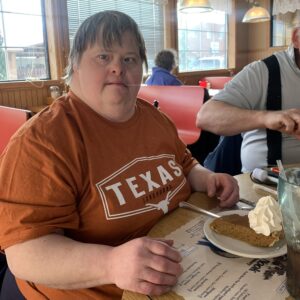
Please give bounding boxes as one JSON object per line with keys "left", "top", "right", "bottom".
{"left": 196, "top": 26, "right": 300, "bottom": 173}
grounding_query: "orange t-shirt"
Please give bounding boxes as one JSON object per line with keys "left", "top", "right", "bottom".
{"left": 0, "top": 91, "right": 198, "bottom": 299}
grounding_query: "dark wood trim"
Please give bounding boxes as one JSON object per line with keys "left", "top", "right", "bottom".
{"left": 44, "top": 0, "right": 70, "bottom": 80}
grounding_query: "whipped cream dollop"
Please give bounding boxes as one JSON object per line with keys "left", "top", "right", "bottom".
{"left": 248, "top": 196, "right": 282, "bottom": 236}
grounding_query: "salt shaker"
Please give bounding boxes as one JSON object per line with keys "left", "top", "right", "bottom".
{"left": 49, "top": 86, "right": 61, "bottom": 100}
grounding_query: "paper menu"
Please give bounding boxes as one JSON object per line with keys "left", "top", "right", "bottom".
{"left": 165, "top": 215, "right": 288, "bottom": 300}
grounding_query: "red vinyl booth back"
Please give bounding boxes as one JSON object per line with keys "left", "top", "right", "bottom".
{"left": 0, "top": 106, "right": 32, "bottom": 154}
{"left": 137, "top": 85, "right": 204, "bottom": 145}
{"left": 202, "top": 76, "right": 232, "bottom": 90}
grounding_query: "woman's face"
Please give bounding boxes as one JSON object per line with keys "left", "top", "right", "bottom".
{"left": 72, "top": 31, "right": 143, "bottom": 120}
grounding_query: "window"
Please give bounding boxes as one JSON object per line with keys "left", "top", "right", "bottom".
{"left": 177, "top": 7, "right": 228, "bottom": 72}
{"left": 271, "top": 11, "right": 298, "bottom": 47}
{"left": 0, "top": 0, "right": 49, "bottom": 82}
{"left": 66, "top": 0, "right": 165, "bottom": 72}
{"left": 271, "top": 0, "right": 299, "bottom": 47}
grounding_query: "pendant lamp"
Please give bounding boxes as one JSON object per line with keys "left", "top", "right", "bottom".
{"left": 242, "top": 1, "right": 270, "bottom": 23}
{"left": 179, "top": 0, "right": 213, "bottom": 13}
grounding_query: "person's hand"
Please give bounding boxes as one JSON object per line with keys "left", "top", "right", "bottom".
{"left": 264, "top": 109, "right": 300, "bottom": 136}
{"left": 109, "top": 237, "right": 183, "bottom": 296}
{"left": 205, "top": 173, "right": 239, "bottom": 208}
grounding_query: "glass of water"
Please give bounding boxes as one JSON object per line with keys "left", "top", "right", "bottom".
{"left": 278, "top": 167, "right": 300, "bottom": 299}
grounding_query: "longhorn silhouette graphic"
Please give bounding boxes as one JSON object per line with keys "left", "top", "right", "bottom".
{"left": 145, "top": 191, "right": 171, "bottom": 214}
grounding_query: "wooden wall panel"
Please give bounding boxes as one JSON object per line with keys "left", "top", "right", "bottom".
{"left": 0, "top": 80, "right": 64, "bottom": 109}
{"left": 236, "top": 0, "right": 286, "bottom": 71}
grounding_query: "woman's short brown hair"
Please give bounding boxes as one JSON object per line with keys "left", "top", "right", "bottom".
{"left": 64, "top": 10, "right": 148, "bottom": 84}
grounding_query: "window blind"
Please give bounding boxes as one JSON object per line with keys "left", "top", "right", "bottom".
{"left": 66, "top": 0, "right": 165, "bottom": 70}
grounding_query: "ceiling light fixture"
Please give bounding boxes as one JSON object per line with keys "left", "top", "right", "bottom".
{"left": 179, "top": 0, "right": 213, "bottom": 13}
{"left": 242, "top": 1, "right": 270, "bottom": 23}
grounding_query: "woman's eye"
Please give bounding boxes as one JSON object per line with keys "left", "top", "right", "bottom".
{"left": 97, "top": 54, "right": 109, "bottom": 62}
{"left": 124, "top": 57, "right": 136, "bottom": 64}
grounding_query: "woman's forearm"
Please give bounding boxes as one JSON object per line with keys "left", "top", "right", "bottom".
{"left": 187, "top": 164, "right": 213, "bottom": 192}
{"left": 5, "top": 234, "right": 113, "bottom": 289}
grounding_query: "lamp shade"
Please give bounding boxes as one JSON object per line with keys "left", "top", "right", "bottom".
{"left": 179, "top": 0, "right": 213, "bottom": 13}
{"left": 242, "top": 4, "right": 270, "bottom": 23}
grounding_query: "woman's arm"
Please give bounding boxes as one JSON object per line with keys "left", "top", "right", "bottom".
{"left": 5, "top": 234, "right": 183, "bottom": 296}
{"left": 5, "top": 233, "right": 112, "bottom": 289}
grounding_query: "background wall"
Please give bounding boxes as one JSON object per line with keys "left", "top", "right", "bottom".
{"left": 0, "top": 0, "right": 287, "bottom": 109}
{"left": 179, "top": 0, "right": 286, "bottom": 84}
{"left": 235, "top": 0, "right": 286, "bottom": 71}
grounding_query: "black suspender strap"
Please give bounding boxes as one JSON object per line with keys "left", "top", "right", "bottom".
{"left": 262, "top": 55, "right": 282, "bottom": 165}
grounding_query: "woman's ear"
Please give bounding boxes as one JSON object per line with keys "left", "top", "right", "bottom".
{"left": 292, "top": 27, "right": 300, "bottom": 48}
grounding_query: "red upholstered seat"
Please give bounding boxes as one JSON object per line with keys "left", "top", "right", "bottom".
{"left": 137, "top": 85, "right": 204, "bottom": 145}
{"left": 0, "top": 106, "right": 32, "bottom": 154}
{"left": 202, "top": 76, "right": 232, "bottom": 89}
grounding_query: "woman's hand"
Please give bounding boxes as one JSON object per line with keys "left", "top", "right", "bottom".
{"left": 187, "top": 164, "right": 239, "bottom": 207}
{"left": 109, "top": 237, "right": 183, "bottom": 296}
{"left": 205, "top": 173, "right": 239, "bottom": 208}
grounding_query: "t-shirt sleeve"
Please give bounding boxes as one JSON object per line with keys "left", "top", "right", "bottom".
{"left": 213, "top": 61, "right": 268, "bottom": 110}
{"left": 0, "top": 129, "right": 81, "bottom": 250}
{"left": 180, "top": 147, "right": 198, "bottom": 176}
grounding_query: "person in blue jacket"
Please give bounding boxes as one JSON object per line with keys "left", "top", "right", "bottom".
{"left": 145, "top": 49, "right": 182, "bottom": 86}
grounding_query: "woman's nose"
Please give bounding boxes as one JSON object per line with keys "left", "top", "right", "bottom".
{"left": 111, "top": 60, "right": 124, "bottom": 75}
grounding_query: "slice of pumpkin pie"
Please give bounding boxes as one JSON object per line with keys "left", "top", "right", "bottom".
{"left": 210, "top": 196, "right": 283, "bottom": 247}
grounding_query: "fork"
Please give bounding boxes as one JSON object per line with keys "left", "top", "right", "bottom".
{"left": 179, "top": 202, "right": 220, "bottom": 218}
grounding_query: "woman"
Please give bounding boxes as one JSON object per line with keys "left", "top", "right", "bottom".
{"left": 0, "top": 11, "right": 239, "bottom": 300}
{"left": 145, "top": 49, "right": 182, "bottom": 86}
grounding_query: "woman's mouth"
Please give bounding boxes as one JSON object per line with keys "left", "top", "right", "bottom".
{"left": 106, "top": 81, "right": 127, "bottom": 87}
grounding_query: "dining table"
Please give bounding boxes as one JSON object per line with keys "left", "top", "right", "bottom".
{"left": 122, "top": 172, "right": 294, "bottom": 300}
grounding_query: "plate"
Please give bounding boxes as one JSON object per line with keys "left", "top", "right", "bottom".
{"left": 203, "top": 210, "right": 287, "bottom": 258}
